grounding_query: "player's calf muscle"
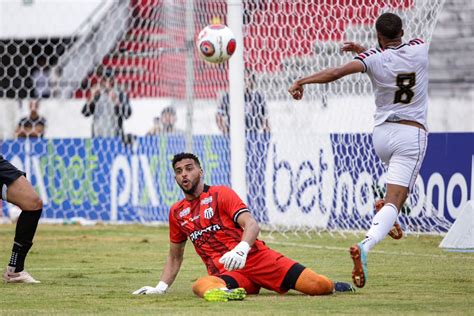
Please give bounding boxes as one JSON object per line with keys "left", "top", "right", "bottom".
{"left": 385, "top": 184, "right": 408, "bottom": 210}
{"left": 294, "top": 269, "right": 334, "bottom": 296}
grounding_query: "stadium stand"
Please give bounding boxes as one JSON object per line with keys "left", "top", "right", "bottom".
{"left": 3, "top": 0, "right": 470, "bottom": 101}
{"left": 428, "top": 0, "right": 474, "bottom": 96}
{"left": 73, "top": 0, "right": 420, "bottom": 100}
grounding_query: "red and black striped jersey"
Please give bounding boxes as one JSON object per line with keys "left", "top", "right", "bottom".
{"left": 169, "top": 185, "right": 268, "bottom": 275}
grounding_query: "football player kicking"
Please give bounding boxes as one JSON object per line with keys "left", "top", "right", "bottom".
{"left": 289, "top": 12, "right": 429, "bottom": 288}
{"left": 133, "top": 152, "right": 355, "bottom": 301}
{"left": 1, "top": 155, "right": 42, "bottom": 283}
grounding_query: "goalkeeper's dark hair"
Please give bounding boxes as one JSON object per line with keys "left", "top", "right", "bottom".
{"left": 172, "top": 152, "right": 202, "bottom": 169}
{"left": 376, "top": 13, "right": 403, "bottom": 39}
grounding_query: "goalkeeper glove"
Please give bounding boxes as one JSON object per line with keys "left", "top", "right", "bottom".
{"left": 218, "top": 241, "right": 251, "bottom": 271}
{"left": 132, "top": 281, "right": 168, "bottom": 295}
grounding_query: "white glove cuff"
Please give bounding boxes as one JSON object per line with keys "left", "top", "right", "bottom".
{"left": 156, "top": 281, "right": 169, "bottom": 292}
{"left": 235, "top": 241, "right": 251, "bottom": 254}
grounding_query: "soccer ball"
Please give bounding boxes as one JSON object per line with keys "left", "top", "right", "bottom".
{"left": 197, "top": 24, "right": 236, "bottom": 64}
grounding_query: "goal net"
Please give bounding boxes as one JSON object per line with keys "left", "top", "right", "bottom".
{"left": 0, "top": 0, "right": 452, "bottom": 234}
{"left": 241, "top": 0, "right": 450, "bottom": 235}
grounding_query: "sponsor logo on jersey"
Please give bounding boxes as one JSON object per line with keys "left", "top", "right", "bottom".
{"left": 180, "top": 215, "right": 200, "bottom": 227}
{"left": 204, "top": 207, "right": 214, "bottom": 219}
{"left": 179, "top": 207, "right": 190, "bottom": 218}
{"left": 201, "top": 196, "right": 213, "bottom": 205}
{"left": 189, "top": 224, "right": 221, "bottom": 242}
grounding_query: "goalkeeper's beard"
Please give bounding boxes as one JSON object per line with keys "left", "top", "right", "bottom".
{"left": 178, "top": 179, "right": 199, "bottom": 195}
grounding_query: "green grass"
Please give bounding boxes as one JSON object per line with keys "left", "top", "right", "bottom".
{"left": 0, "top": 224, "right": 473, "bottom": 315}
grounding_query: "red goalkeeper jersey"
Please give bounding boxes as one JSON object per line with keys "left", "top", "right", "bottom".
{"left": 169, "top": 185, "right": 268, "bottom": 275}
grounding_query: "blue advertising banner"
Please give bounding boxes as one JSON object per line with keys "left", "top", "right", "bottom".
{"left": 1, "top": 136, "right": 230, "bottom": 222}
{"left": 1, "top": 132, "right": 472, "bottom": 233}
{"left": 419, "top": 133, "right": 473, "bottom": 223}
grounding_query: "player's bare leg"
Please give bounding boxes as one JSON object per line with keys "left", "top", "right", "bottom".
{"left": 192, "top": 276, "right": 246, "bottom": 302}
{"left": 350, "top": 183, "right": 408, "bottom": 287}
{"left": 3, "top": 176, "right": 42, "bottom": 284}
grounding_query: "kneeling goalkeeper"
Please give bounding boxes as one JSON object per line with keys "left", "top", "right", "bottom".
{"left": 133, "top": 153, "right": 354, "bottom": 301}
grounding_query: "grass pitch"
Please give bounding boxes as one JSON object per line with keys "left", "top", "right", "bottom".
{"left": 0, "top": 224, "right": 472, "bottom": 315}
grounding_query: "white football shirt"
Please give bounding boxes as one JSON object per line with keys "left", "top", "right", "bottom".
{"left": 355, "top": 39, "right": 429, "bottom": 129}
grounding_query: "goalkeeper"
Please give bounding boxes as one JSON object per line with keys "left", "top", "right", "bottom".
{"left": 133, "top": 152, "right": 354, "bottom": 301}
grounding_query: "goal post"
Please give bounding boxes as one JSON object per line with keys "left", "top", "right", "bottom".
{"left": 228, "top": 0, "right": 247, "bottom": 202}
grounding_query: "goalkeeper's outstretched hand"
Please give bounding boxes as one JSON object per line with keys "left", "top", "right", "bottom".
{"left": 219, "top": 241, "right": 251, "bottom": 271}
{"left": 132, "top": 281, "right": 168, "bottom": 295}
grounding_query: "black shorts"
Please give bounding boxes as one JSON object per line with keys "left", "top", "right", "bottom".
{"left": 0, "top": 155, "right": 26, "bottom": 187}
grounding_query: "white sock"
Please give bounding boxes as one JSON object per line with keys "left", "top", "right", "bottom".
{"left": 360, "top": 203, "right": 398, "bottom": 253}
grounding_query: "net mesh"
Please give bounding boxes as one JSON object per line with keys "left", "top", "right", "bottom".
{"left": 243, "top": 0, "right": 449, "bottom": 234}
{"left": 0, "top": 0, "right": 452, "bottom": 234}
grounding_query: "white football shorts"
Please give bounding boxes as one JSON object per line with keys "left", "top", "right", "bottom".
{"left": 372, "top": 122, "right": 428, "bottom": 191}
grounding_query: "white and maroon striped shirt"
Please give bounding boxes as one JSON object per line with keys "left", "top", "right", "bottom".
{"left": 355, "top": 39, "right": 429, "bottom": 130}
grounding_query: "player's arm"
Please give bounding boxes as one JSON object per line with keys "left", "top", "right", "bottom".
{"left": 215, "top": 112, "right": 229, "bottom": 135}
{"left": 30, "top": 122, "right": 46, "bottom": 138}
{"left": 262, "top": 118, "right": 271, "bottom": 133}
{"left": 159, "top": 241, "right": 186, "bottom": 286}
{"left": 132, "top": 240, "right": 186, "bottom": 295}
{"left": 218, "top": 212, "right": 260, "bottom": 271}
{"left": 15, "top": 124, "right": 25, "bottom": 138}
{"left": 82, "top": 85, "right": 100, "bottom": 116}
{"left": 288, "top": 60, "right": 364, "bottom": 100}
{"left": 236, "top": 212, "right": 260, "bottom": 246}
{"left": 215, "top": 94, "right": 229, "bottom": 134}
{"left": 81, "top": 100, "right": 96, "bottom": 116}
{"left": 260, "top": 95, "right": 271, "bottom": 133}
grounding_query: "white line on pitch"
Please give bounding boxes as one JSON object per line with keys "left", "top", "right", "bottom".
{"left": 26, "top": 267, "right": 165, "bottom": 271}
{"left": 267, "top": 241, "right": 474, "bottom": 260}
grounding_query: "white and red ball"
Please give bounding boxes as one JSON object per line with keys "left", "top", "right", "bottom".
{"left": 197, "top": 24, "right": 236, "bottom": 64}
